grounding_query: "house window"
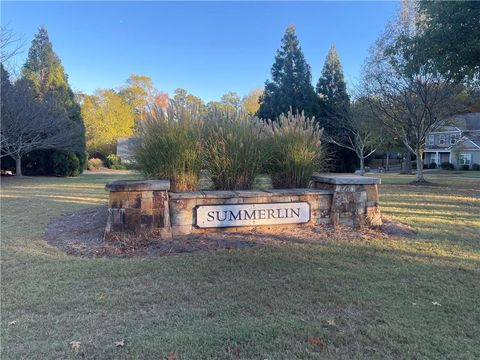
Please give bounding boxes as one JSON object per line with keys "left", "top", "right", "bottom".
{"left": 428, "top": 135, "right": 434, "bottom": 145}
{"left": 459, "top": 153, "right": 472, "bottom": 166}
{"left": 450, "top": 134, "right": 457, "bottom": 145}
{"left": 439, "top": 135, "right": 446, "bottom": 145}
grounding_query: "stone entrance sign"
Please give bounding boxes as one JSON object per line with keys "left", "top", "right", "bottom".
{"left": 105, "top": 175, "right": 382, "bottom": 237}
{"left": 195, "top": 202, "right": 310, "bottom": 228}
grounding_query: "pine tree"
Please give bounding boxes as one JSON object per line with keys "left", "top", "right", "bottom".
{"left": 316, "top": 45, "right": 350, "bottom": 132}
{"left": 257, "top": 25, "right": 319, "bottom": 120}
{"left": 22, "top": 26, "right": 68, "bottom": 94}
{"left": 316, "top": 45, "right": 356, "bottom": 172}
{"left": 21, "top": 26, "right": 86, "bottom": 174}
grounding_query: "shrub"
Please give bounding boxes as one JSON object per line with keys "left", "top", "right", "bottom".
{"left": 135, "top": 101, "right": 203, "bottom": 192}
{"left": 106, "top": 154, "right": 121, "bottom": 168}
{"left": 472, "top": 163, "right": 480, "bottom": 171}
{"left": 87, "top": 158, "right": 103, "bottom": 170}
{"left": 428, "top": 162, "right": 437, "bottom": 169}
{"left": 460, "top": 164, "right": 470, "bottom": 171}
{"left": 76, "top": 151, "right": 87, "bottom": 172}
{"left": 203, "top": 110, "right": 269, "bottom": 190}
{"left": 266, "top": 109, "right": 325, "bottom": 188}
{"left": 440, "top": 161, "right": 454, "bottom": 170}
{"left": 52, "top": 151, "right": 80, "bottom": 177}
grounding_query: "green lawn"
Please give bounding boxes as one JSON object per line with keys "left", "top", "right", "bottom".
{"left": 423, "top": 169, "right": 480, "bottom": 177}
{"left": 1, "top": 173, "right": 479, "bottom": 359}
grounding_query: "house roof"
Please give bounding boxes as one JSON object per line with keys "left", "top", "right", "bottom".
{"left": 457, "top": 136, "right": 480, "bottom": 150}
{"left": 426, "top": 113, "right": 480, "bottom": 150}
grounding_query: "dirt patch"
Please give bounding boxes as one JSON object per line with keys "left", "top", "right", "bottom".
{"left": 408, "top": 180, "right": 441, "bottom": 186}
{"left": 380, "top": 218, "right": 417, "bottom": 236}
{"left": 45, "top": 206, "right": 414, "bottom": 258}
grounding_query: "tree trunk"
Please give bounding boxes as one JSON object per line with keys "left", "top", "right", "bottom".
{"left": 15, "top": 156, "right": 22, "bottom": 176}
{"left": 400, "top": 150, "right": 412, "bottom": 174}
{"left": 415, "top": 147, "right": 425, "bottom": 182}
{"left": 386, "top": 152, "right": 390, "bottom": 172}
{"left": 359, "top": 156, "right": 365, "bottom": 176}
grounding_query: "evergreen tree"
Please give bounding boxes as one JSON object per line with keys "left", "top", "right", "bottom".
{"left": 21, "top": 26, "right": 86, "bottom": 174}
{"left": 316, "top": 45, "right": 350, "bottom": 130}
{"left": 316, "top": 45, "right": 356, "bottom": 172}
{"left": 258, "top": 26, "right": 319, "bottom": 120}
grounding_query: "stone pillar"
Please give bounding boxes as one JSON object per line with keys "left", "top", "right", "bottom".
{"left": 311, "top": 174, "right": 382, "bottom": 227}
{"left": 105, "top": 180, "right": 171, "bottom": 238}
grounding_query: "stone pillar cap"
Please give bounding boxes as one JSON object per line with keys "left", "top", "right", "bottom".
{"left": 311, "top": 173, "right": 381, "bottom": 185}
{"left": 106, "top": 179, "right": 170, "bottom": 192}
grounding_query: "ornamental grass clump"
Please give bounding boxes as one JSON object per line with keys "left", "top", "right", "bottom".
{"left": 267, "top": 109, "right": 325, "bottom": 188}
{"left": 203, "top": 109, "right": 269, "bottom": 190}
{"left": 135, "top": 101, "right": 203, "bottom": 192}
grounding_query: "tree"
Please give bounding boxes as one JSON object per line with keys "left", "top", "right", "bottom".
{"left": 173, "top": 88, "right": 205, "bottom": 112}
{"left": 402, "top": 1, "right": 480, "bottom": 83}
{"left": 325, "top": 100, "right": 382, "bottom": 175}
{"left": 20, "top": 26, "right": 85, "bottom": 173}
{"left": 242, "top": 88, "right": 263, "bottom": 115}
{"left": 81, "top": 89, "right": 135, "bottom": 155}
{"left": 363, "top": 1, "right": 461, "bottom": 182}
{"left": 316, "top": 45, "right": 356, "bottom": 172}
{"left": 1, "top": 25, "right": 24, "bottom": 64}
{"left": 1, "top": 67, "right": 83, "bottom": 176}
{"left": 206, "top": 92, "right": 240, "bottom": 113}
{"left": 257, "top": 25, "right": 319, "bottom": 120}
{"left": 154, "top": 92, "right": 169, "bottom": 109}
{"left": 119, "top": 74, "right": 156, "bottom": 122}
{"left": 220, "top": 91, "right": 241, "bottom": 110}
{"left": 316, "top": 45, "right": 350, "bottom": 128}
{"left": 206, "top": 101, "right": 232, "bottom": 113}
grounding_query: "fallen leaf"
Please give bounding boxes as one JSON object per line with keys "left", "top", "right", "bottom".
{"left": 307, "top": 336, "right": 324, "bottom": 349}
{"left": 326, "top": 319, "right": 336, "bottom": 326}
{"left": 70, "top": 340, "right": 81, "bottom": 351}
{"left": 114, "top": 339, "right": 125, "bottom": 347}
{"left": 167, "top": 352, "right": 178, "bottom": 360}
{"left": 8, "top": 320, "right": 16, "bottom": 326}
{"left": 412, "top": 302, "right": 417, "bottom": 306}
{"left": 432, "top": 301, "right": 442, "bottom": 306}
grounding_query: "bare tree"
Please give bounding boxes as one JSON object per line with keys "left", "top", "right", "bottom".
{"left": 363, "top": 1, "right": 461, "bottom": 182}
{"left": 325, "top": 100, "right": 382, "bottom": 175}
{"left": 1, "top": 76, "right": 83, "bottom": 176}
{"left": 1, "top": 25, "right": 24, "bottom": 64}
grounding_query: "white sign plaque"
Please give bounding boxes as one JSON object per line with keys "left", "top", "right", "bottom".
{"left": 195, "top": 202, "right": 310, "bottom": 228}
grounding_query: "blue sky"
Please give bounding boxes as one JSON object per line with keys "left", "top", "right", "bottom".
{"left": 2, "top": 1, "right": 398, "bottom": 102}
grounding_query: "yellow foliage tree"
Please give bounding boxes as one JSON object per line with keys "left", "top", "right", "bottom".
{"left": 81, "top": 89, "right": 135, "bottom": 155}
{"left": 120, "top": 75, "right": 156, "bottom": 122}
{"left": 242, "top": 88, "right": 263, "bottom": 115}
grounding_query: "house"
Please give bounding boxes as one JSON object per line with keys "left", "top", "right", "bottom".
{"left": 424, "top": 113, "right": 480, "bottom": 169}
{"left": 116, "top": 137, "right": 140, "bottom": 164}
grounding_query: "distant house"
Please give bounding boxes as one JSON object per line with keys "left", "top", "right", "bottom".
{"left": 424, "top": 113, "right": 480, "bottom": 168}
{"left": 116, "top": 137, "right": 140, "bottom": 164}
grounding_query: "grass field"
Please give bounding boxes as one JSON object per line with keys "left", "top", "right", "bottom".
{"left": 1, "top": 172, "right": 479, "bottom": 359}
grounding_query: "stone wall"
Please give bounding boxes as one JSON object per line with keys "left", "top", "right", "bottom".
{"left": 169, "top": 189, "right": 332, "bottom": 236}
{"left": 105, "top": 174, "right": 382, "bottom": 238}
{"left": 311, "top": 175, "right": 381, "bottom": 227}
{"left": 105, "top": 180, "right": 172, "bottom": 238}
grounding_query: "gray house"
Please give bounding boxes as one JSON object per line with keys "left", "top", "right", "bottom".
{"left": 424, "top": 113, "right": 480, "bottom": 168}
{"left": 116, "top": 137, "right": 140, "bottom": 164}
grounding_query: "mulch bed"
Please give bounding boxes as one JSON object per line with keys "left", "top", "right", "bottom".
{"left": 44, "top": 206, "right": 416, "bottom": 258}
